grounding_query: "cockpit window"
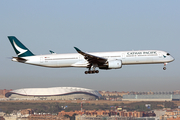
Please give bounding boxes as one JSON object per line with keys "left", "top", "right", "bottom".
{"left": 167, "top": 53, "right": 170, "bottom": 56}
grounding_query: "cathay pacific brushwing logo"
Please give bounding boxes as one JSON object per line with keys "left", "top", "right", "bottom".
{"left": 13, "top": 40, "right": 27, "bottom": 55}
{"left": 163, "top": 55, "right": 166, "bottom": 58}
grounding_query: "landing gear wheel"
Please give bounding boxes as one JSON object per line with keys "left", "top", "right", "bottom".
{"left": 84, "top": 70, "right": 99, "bottom": 74}
{"left": 163, "top": 67, "right": 166, "bottom": 70}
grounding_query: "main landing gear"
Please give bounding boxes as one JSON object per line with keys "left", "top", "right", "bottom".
{"left": 163, "top": 63, "right": 167, "bottom": 70}
{"left": 85, "top": 64, "right": 99, "bottom": 74}
{"left": 85, "top": 70, "right": 99, "bottom": 74}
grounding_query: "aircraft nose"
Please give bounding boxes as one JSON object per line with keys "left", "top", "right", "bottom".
{"left": 171, "top": 56, "right": 175, "bottom": 62}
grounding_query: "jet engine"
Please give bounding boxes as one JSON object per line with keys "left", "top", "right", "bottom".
{"left": 99, "top": 59, "right": 122, "bottom": 69}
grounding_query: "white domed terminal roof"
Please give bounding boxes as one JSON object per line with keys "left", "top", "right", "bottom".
{"left": 5, "top": 87, "right": 101, "bottom": 98}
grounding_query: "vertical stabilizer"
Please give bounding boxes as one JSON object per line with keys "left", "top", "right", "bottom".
{"left": 8, "top": 36, "right": 34, "bottom": 57}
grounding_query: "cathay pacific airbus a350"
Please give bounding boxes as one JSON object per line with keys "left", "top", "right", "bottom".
{"left": 8, "top": 36, "right": 174, "bottom": 74}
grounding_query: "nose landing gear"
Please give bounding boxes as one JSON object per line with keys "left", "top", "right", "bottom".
{"left": 163, "top": 63, "right": 167, "bottom": 70}
{"left": 163, "top": 67, "right": 166, "bottom": 70}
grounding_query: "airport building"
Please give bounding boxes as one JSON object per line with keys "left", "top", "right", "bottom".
{"left": 5, "top": 87, "right": 101, "bottom": 100}
{"left": 122, "top": 94, "right": 180, "bottom": 101}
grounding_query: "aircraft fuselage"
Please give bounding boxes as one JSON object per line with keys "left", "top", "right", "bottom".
{"left": 12, "top": 50, "right": 174, "bottom": 68}
{"left": 8, "top": 36, "right": 174, "bottom": 74}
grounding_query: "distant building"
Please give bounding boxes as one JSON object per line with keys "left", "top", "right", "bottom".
{"left": 128, "top": 91, "right": 180, "bottom": 95}
{"left": 59, "top": 110, "right": 144, "bottom": 118}
{"left": 99, "top": 91, "right": 129, "bottom": 97}
{"left": 0, "top": 116, "right": 5, "bottom": 120}
{"left": 21, "top": 109, "right": 34, "bottom": 115}
{"left": 5, "top": 87, "right": 101, "bottom": 100}
{"left": 123, "top": 94, "right": 180, "bottom": 101}
{"left": 0, "top": 89, "right": 12, "bottom": 98}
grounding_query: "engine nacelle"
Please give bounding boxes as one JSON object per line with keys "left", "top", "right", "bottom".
{"left": 99, "top": 60, "right": 122, "bottom": 69}
{"left": 108, "top": 60, "right": 122, "bottom": 69}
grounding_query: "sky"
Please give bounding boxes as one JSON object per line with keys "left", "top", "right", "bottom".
{"left": 0, "top": 1, "right": 179, "bottom": 92}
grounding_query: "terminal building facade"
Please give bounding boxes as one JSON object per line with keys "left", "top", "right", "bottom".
{"left": 5, "top": 87, "right": 101, "bottom": 100}
{"left": 122, "top": 92, "right": 180, "bottom": 101}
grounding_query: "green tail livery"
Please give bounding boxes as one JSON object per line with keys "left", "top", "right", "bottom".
{"left": 8, "top": 36, "right": 34, "bottom": 57}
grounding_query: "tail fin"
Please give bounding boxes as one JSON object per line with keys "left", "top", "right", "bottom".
{"left": 8, "top": 36, "right": 34, "bottom": 57}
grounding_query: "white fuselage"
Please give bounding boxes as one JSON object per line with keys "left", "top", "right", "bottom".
{"left": 12, "top": 50, "right": 174, "bottom": 69}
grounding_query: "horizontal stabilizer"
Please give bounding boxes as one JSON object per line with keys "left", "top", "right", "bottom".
{"left": 12, "top": 57, "right": 27, "bottom": 63}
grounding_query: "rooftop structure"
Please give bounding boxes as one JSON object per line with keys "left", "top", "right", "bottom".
{"left": 5, "top": 87, "right": 101, "bottom": 100}
{"left": 122, "top": 94, "right": 180, "bottom": 101}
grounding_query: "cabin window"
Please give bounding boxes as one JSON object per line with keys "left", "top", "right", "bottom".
{"left": 167, "top": 53, "right": 170, "bottom": 56}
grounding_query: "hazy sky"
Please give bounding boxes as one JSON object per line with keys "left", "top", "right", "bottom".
{"left": 0, "top": 1, "right": 179, "bottom": 92}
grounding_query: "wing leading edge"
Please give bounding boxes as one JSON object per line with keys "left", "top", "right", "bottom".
{"left": 74, "top": 47, "right": 107, "bottom": 65}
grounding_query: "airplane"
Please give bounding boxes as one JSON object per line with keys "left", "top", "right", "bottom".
{"left": 8, "top": 36, "right": 175, "bottom": 74}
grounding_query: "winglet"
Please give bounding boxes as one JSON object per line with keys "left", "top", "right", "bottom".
{"left": 74, "top": 47, "right": 82, "bottom": 53}
{"left": 49, "top": 50, "right": 56, "bottom": 54}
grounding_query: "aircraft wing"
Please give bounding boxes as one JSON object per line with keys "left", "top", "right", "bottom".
{"left": 74, "top": 47, "right": 107, "bottom": 65}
